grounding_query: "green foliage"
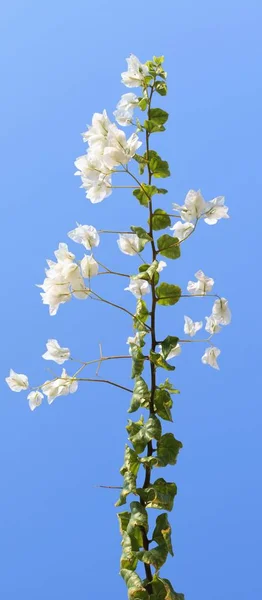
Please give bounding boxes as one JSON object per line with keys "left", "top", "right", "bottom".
{"left": 133, "top": 299, "right": 150, "bottom": 331}
{"left": 117, "top": 511, "right": 131, "bottom": 535}
{"left": 137, "top": 478, "right": 177, "bottom": 511}
{"left": 138, "top": 98, "right": 148, "bottom": 111}
{"left": 161, "top": 336, "right": 179, "bottom": 360}
{"left": 134, "top": 261, "right": 158, "bottom": 283}
{"left": 121, "top": 532, "right": 139, "bottom": 570}
{"left": 130, "top": 226, "right": 152, "bottom": 249}
{"left": 149, "top": 108, "right": 169, "bottom": 126}
{"left": 133, "top": 184, "right": 165, "bottom": 206}
{"left": 120, "top": 445, "right": 140, "bottom": 477}
{"left": 157, "top": 434, "right": 183, "bottom": 466}
{"left": 120, "top": 569, "right": 149, "bottom": 600}
{"left": 152, "top": 513, "right": 174, "bottom": 556}
{"left": 148, "top": 150, "right": 170, "bottom": 178}
{"left": 152, "top": 576, "right": 185, "bottom": 600}
{"left": 154, "top": 389, "right": 173, "bottom": 421}
{"left": 151, "top": 209, "right": 171, "bottom": 231}
{"left": 158, "top": 379, "right": 180, "bottom": 394}
{"left": 157, "top": 235, "right": 180, "bottom": 259}
{"left": 156, "top": 283, "right": 182, "bottom": 306}
{"left": 130, "top": 346, "right": 146, "bottom": 379}
{"left": 127, "top": 501, "right": 149, "bottom": 535}
{"left": 128, "top": 377, "right": 150, "bottom": 413}
{"left": 115, "top": 470, "right": 137, "bottom": 507}
{"left": 127, "top": 415, "right": 162, "bottom": 453}
{"left": 150, "top": 351, "right": 175, "bottom": 371}
{"left": 136, "top": 544, "right": 168, "bottom": 570}
{"left": 155, "top": 81, "right": 168, "bottom": 96}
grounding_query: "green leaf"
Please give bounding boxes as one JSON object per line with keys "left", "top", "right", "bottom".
{"left": 156, "top": 283, "right": 181, "bottom": 306}
{"left": 128, "top": 377, "right": 150, "bottom": 413}
{"left": 117, "top": 511, "right": 131, "bottom": 534}
{"left": 121, "top": 569, "right": 149, "bottom": 600}
{"left": 161, "top": 336, "right": 179, "bottom": 360}
{"left": 153, "top": 55, "right": 165, "bottom": 65}
{"left": 127, "top": 501, "right": 149, "bottom": 535}
{"left": 131, "top": 346, "right": 146, "bottom": 379}
{"left": 138, "top": 98, "right": 148, "bottom": 111}
{"left": 155, "top": 81, "right": 168, "bottom": 96}
{"left": 133, "top": 299, "right": 150, "bottom": 331}
{"left": 134, "top": 260, "right": 158, "bottom": 282}
{"left": 128, "top": 415, "right": 162, "bottom": 454}
{"left": 152, "top": 576, "right": 185, "bottom": 600}
{"left": 154, "top": 389, "right": 173, "bottom": 422}
{"left": 150, "top": 351, "right": 175, "bottom": 371}
{"left": 133, "top": 184, "right": 159, "bottom": 206}
{"left": 149, "top": 108, "right": 169, "bottom": 126}
{"left": 158, "top": 379, "right": 180, "bottom": 394}
{"left": 148, "top": 150, "right": 170, "bottom": 178}
{"left": 115, "top": 470, "right": 137, "bottom": 507}
{"left": 137, "top": 478, "right": 177, "bottom": 511}
{"left": 152, "top": 513, "right": 174, "bottom": 556}
{"left": 136, "top": 544, "right": 168, "bottom": 570}
{"left": 157, "top": 235, "right": 180, "bottom": 259}
{"left": 157, "top": 433, "right": 182, "bottom": 467}
{"left": 144, "top": 120, "right": 166, "bottom": 134}
{"left": 130, "top": 226, "right": 152, "bottom": 245}
{"left": 121, "top": 532, "right": 138, "bottom": 570}
{"left": 120, "top": 445, "right": 140, "bottom": 476}
{"left": 151, "top": 209, "right": 171, "bottom": 231}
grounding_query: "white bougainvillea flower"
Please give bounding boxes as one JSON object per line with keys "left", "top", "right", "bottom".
{"left": 121, "top": 54, "right": 149, "bottom": 88}
{"left": 124, "top": 278, "right": 150, "bottom": 298}
{"left": 187, "top": 270, "right": 214, "bottom": 295}
{"left": 27, "top": 391, "right": 43, "bottom": 411}
{"left": 170, "top": 221, "right": 194, "bottom": 241}
{"left": 40, "top": 283, "right": 71, "bottom": 316}
{"left": 54, "top": 243, "right": 75, "bottom": 264}
{"left": 203, "top": 196, "right": 229, "bottom": 225}
{"left": 212, "top": 297, "right": 231, "bottom": 325}
{"left": 68, "top": 223, "right": 100, "bottom": 250}
{"left": 156, "top": 260, "right": 167, "bottom": 273}
{"left": 75, "top": 153, "right": 112, "bottom": 183}
{"left": 205, "top": 315, "right": 221, "bottom": 334}
{"left": 117, "top": 233, "right": 141, "bottom": 255}
{"left": 201, "top": 346, "right": 221, "bottom": 370}
{"left": 184, "top": 316, "right": 203, "bottom": 337}
{"left": 42, "top": 339, "right": 70, "bottom": 365}
{"left": 42, "top": 369, "right": 78, "bottom": 405}
{"left": 5, "top": 369, "right": 29, "bottom": 392}
{"left": 103, "top": 126, "right": 142, "bottom": 168}
{"left": 114, "top": 93, "right": 139, "bottom": 126}
{"left": 173, "top": 190, "right": 207, "bottom": 222}
{"left": 80, "top": 173, "right": 112, "bottom": 203}
{"left": 80, "top": 254, "right": 99, "bottom": 278}
{"left": 158, "top": 344, "right": 181, "bottom": 360}
{"left": 82, "top": 110, "right": 112, "bottom": 152}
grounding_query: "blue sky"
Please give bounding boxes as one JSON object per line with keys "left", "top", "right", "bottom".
{"left": 1, "top": 1, "right": 262, "bottom": 598}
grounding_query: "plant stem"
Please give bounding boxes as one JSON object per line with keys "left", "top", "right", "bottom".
{"left": 76, "top": 378, "right": 133, "bottom": 393}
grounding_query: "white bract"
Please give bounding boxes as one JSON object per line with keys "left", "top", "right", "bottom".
{"left": 42, "top": 339, "right": 70, "bottom": 365}
{"left": 156, "top": 261, "right": 167, "bottom": 273}
{"left": 173, "top": 190, "right": 206, "bottom": 222}
{"left": 201, "top": 346, "right": 221, "bottom": 370}
{"left": 117, "top": 233, "right": 141, "bottom": 256}
{"left": 187, "top": 270, "right": 214, "bottom": 295}
{"left": 203, "top": 196, "right": 229, "bottom": 225}
{"left": 39, "top": 243, "right": 89, "bottom": 315}
{"left": 126, "top": 332, "right": 146, "bottom": 354}
{"left": 114, "top": 93, "right": 139, "bottom": 126}
{"left": 170, "top": 221, "right": 194, "bottom": 241}
{"left": 184, "top": 316, "right": 203, "bottom": 337}
{"left": 173, "top": 190, "right": 229, "bottom": 226}
{"left": 205, "top": 315, "right": 221, "bottom": 334}
{"left": 5, "top": 369, "right": 29, "bottom": 392}
{"left": 121, "top": 54, "right": 149, "bottom": 88}
{"left": 82, "top": 110, "right": 112, "bottom": 151}
{"left": 68, "top": 223, "right": 100, "bottom": 250}
{"left": 27, "top": 391, "right": 43, "bottom": 411}
{"left": 103, "top": 126, "right": 142, "bottom": 168}
{"left": 42, "top": 369, "right": 78, "bottom": 404}
{"left": 124, "top": 278, "right": 151, "bottom": 298}
{"left": 212, "top": 298, "right": 231, "bottom": 325}
{"left": 81, "top": 255, "right": 99, "bottom": 278}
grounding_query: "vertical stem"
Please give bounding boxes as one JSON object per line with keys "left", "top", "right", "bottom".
{"left": 140, "top": 83, "right": 156, "bottom": 594}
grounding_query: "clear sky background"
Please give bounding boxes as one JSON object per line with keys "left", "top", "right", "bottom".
{"left": 1, "top": 1, "right": 261, "bottom": 598}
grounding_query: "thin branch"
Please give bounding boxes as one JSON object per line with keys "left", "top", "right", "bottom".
{"left": 76, "top": 378, "right": 133, "bottom": 393}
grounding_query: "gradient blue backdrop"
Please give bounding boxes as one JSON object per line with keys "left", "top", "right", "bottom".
{"left": 1, "top": 1, "right": 261, "bottom": 598}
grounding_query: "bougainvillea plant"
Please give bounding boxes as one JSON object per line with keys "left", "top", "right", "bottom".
{"left": 6, "top": 54, "right": 230, "bottom": 599}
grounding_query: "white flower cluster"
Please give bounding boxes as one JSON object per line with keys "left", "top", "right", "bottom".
{"left": 171, "top": 189, "right": 229, "bottom": 241}
{"left": 5, "top": 340, "right": 77, "bottom": 411}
